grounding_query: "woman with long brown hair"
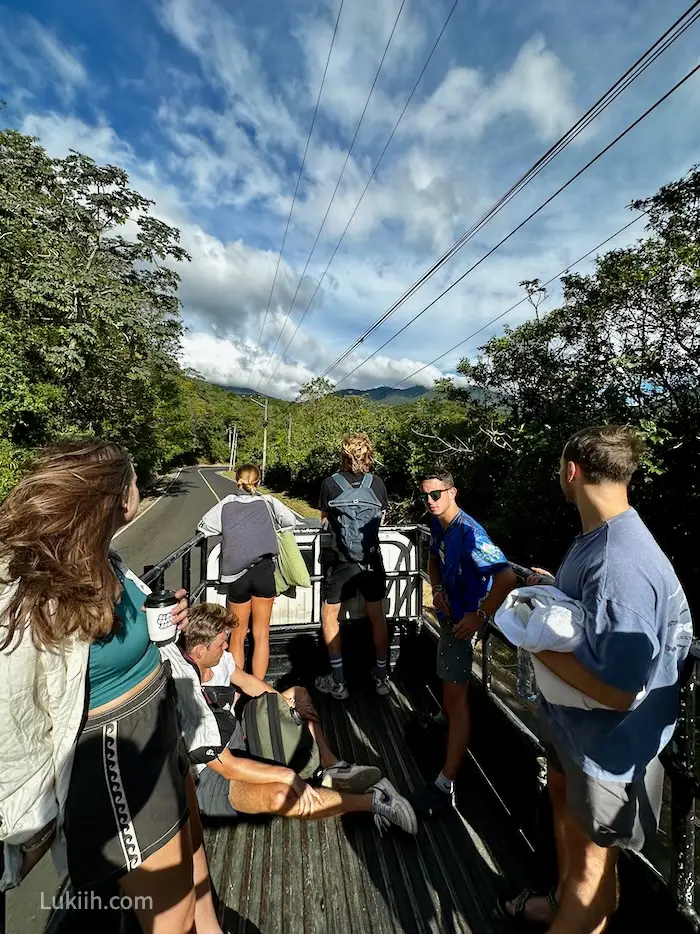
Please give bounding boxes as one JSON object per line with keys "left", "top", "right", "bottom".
{"left": 198, "top": 463, "right": 296, "bottom": 681}
{"left": 0, "top": 440, "right": 223, "bottom": 934}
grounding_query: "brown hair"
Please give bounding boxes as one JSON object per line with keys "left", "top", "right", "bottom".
{"left": 563, "top": 425, "right": 645, "bottom": 485}
{"left": 236, "top": 464, "right": 261, "bottom": 494}
{"left": 0, "top": 440, "right": 134, "bottom": 650}
{"left": 341, "top": 433, "right": 374, "bottom": 473}
{"left": 420, "top": 470, "right": 455, "bottom": 488}
{"left": 180, "top": 602, "right": 236, "bottom": 654}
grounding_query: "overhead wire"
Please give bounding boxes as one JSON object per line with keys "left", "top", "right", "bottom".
{"left": 249, "top": 0, "right": 345, "bottom": 376}
{"left": 332, "top": 61, "right": 700, "bottom": 388}
{"left": 320, "top": 0, "right": 700, "bottom": 382}
{"left": 255, "top": 0, "right": 410, "bottom": 391}
{"left": 259, "top": 0, "right": 462, "bottom": 394}
{"left": 391, "top": 214, "right": 645, "bottom": 389}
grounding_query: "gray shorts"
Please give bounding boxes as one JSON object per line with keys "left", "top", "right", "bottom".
{"left": 539, "top": 714, "right": 664, "bottom": 851}
{"left": 195, "top": 732, "right": 245, "bottom": 819}
{"left": 436, "top": 625, "right": 474, "bottom": 684}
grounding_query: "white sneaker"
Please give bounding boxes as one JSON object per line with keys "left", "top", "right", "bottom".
{"left": 373, "top": 673, "right": 391, "bottom": 696}
{"left": 370, "top": 778, "right": 418, "bottom": 835}
{"left": 321, "top": 761, "right": 382, "bottom": 793}
{"left": 315, "top": 674, "right": 349, "bottom": 701}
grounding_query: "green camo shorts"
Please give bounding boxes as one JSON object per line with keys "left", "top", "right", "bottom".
{"left": 436, "top": 624, "right": 474, "bottom": 684}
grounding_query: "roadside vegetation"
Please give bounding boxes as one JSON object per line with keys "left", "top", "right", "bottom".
{"left": 1, "top": 123, "right": 697, "bottom": 610}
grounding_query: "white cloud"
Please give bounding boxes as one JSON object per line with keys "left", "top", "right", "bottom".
{"left": 407, "top": 36, "right": 577, "bottom": 142}
{"left": 0, "top": 16, "right": 86, "bottom": 99}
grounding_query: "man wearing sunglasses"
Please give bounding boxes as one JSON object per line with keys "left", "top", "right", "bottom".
{"left": 413, "top": 471, "right": 517, "bottom": 818}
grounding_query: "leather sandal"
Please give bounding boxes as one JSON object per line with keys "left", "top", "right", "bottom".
{"left": 495, "top": 887, "right": 558, "bottom": 927}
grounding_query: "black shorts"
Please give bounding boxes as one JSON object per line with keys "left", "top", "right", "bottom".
{"left": 64, "top": 662, "right": 190, "bottom": 891}
{"left": 322, "top": 557, "right": 387, "bottom": 605}
{"left": 227, "top": 556, "right": 276, "bottom": 603}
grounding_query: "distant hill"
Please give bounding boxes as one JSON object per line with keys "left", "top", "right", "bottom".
{"left": 217, "top": 384, "right": 269, "bottom": 398}
{"left": 335, "top": 384, "right": 494, "bottom": 406}
{"left": 216, "top": 382, "right": 491, "bottom": 406}
{"left": 335, "top": 385, "right": 434, "bottom": 406}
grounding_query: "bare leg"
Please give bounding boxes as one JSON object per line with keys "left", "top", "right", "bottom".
{"left": 118, "top": 820, "right": 196, "bottom": 934}
{"left": 442, "top": 681, "right": 470, "bottom": 781}
{"left": 321, "top": 601, "right": 342, "bottom": 656}
{"left": 365, "top": 599, "right": 389, "bottom": 659}
{"left": 227, "top": 780, "right": 372, "bottom": 820}
{"left": 185, "top": 772, "right": 223, "bottom": 934}
{"left": 548, "top": 808, "right": 619, "bottom": 934}
{"left": 228, "top": 600, "right": 251, "bottom": 672}
{"left": 505, "top": 766, "right": 568, "bottom": 925}
{"left": 250, "top": 595, "right": 275, "bottom": 681}
{"left": 279, "top": 687, "right": 339, "bottom": 769}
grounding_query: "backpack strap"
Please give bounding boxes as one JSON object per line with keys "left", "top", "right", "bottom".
{"left": 332, "top": 473, "right": 352, "bottom": 492}
{"left": 360, "top": 473, "right": 374, "bottom": 489}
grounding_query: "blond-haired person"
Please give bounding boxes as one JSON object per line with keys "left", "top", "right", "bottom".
{"left": 198, "top": 464, "right": 296, "bottom": 682}
{"left": 315, "top": 434, "right": 390, "bottom": 700}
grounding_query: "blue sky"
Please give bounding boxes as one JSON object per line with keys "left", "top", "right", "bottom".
{"left": 1, "top": 0, "right": 699, "bottom": 398}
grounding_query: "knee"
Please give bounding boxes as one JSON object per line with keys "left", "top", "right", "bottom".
{"left": 443, "top": 686, "right": 468, "bottom": 715}
{"left": 269, "top": 785, "right": 295, "bottom": 815}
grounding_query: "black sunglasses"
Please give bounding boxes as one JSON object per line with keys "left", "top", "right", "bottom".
{"left": 418, "top": 488, "right": 451, "bottom": 503}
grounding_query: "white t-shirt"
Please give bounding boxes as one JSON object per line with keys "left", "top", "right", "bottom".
{"left": 205, "top": 650, "right": 236, "bottom": 687}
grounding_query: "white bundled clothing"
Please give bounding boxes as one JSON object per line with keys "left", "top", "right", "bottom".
{"left": 494, "top": 585, "right": 614, "bottom": 711}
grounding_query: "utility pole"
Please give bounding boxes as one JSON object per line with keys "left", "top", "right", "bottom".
{"left": 287, "top": 412, "right": 292, "bottom": 451}
{"left": 248, "top": 395, "right": 268, "bottom": 483}
{"left": 262, "top": 398, "right": 268, "bottom": 484}
{"left": 228, "top": 425, "right": 237, "bottom": 474}
{"left": 232, "top": 426, "right": 238, "bottom": 472}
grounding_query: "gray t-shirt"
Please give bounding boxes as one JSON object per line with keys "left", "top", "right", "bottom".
{"left": 540, "top": 508, "right": 692, "bottom": 782}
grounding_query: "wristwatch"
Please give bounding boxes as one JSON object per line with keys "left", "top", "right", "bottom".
{"left": 476, "top": 607, "right": 489, "bottom": 623}
{"left": 432, "top": 584, "right": 444, "bottom": 595}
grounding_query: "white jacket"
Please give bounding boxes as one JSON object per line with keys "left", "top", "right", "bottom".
{"left": 0, "top": 554, "right": 150, "bottom": 890}
{"left": 494, "top": 585, "right": 614, "bottom": 711}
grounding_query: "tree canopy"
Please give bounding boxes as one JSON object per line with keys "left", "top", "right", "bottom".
{"left": 1, "top": 122, "right": 697, "bottom": 611}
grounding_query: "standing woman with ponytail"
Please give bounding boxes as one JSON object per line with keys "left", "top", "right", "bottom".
{"left": 0, "top": 441, "right": 224, "bottom": 934}
{"left": 198, "top": 464, "right": 296, "bottom": 681}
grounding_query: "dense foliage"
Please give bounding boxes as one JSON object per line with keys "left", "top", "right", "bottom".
{"left": 1, "top": 123, "right": 697, "bottom": 609}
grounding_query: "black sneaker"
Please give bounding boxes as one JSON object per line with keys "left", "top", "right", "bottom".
{"left": 412, "top": 781, "right": 456, "bottom": 818}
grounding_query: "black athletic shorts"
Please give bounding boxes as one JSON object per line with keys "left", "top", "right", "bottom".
{"left": 322, "top": 557, "right": 387, "bottom": 605}
{"left": 227, "top": 556, "right": 276, "bottom": 603}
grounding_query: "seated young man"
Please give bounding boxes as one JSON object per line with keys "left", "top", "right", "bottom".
{"left": 161, "top": 603, "right": 417, "bottom": 835}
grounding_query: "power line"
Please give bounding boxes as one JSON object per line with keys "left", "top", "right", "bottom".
{"left": 392, "top": 214, "right": 645, "bottom": 389}
{"left": 255, "top": 0, "right": 410, "bottom": 391}
{"left": 333, "top": 61, "right": 700, "bottom": 388}
{"left": 321, "top": 1, "right": 700, "bottom": 381}
{"left": 249, "top": 0, "right": 345, "bottom": 376}
{"left": 259, "top": 0, "right": 462, "bottom": 394}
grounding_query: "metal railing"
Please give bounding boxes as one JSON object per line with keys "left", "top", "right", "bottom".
{"left": 415, "top": 524, "right": 700, "bottom": 926}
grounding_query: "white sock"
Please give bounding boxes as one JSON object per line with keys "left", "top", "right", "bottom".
{"left": 435, "top": 772, "right": 454, "bottom": 795}
{"left": 327, "top": 760, "right": 347, "bottom": 771}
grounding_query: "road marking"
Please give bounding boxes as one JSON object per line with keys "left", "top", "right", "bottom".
{"left": 198, "top": 468, "right": 221, "bottom": 502}
{"left": 113, "top": 467, "right": 184, "bottom": 539}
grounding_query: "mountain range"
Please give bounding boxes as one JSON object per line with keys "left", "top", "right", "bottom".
{"left": 216, "top": 384, "right": 435, "bottom": 405}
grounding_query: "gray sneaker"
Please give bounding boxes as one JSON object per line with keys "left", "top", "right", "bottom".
{"left": 315, "top": 673, "right": 349, "bottom": 701}
{"left": 321, "top": 761, "right": 382, "bottom": 793}
{"left": 373, "top": 673, "right": 391, "bottom": 696}
{"left": 371, "top": 778, "right": 418, "bottom": 835}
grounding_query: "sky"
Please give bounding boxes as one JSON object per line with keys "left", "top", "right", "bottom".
{"left": 1, "top": 0, "right": 699, "bottom": 399}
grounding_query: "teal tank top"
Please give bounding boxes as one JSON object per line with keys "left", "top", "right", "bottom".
{"left": 88, "top": 568, "right": 160, "bottom": 710}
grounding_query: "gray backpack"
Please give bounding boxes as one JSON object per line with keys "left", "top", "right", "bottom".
{"left": 327, "top": 473, "right": 383, "bottom": 564}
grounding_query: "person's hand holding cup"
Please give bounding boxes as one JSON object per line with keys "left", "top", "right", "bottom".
{"left": 144, "top": 588, "right": 189, "bottom": 646}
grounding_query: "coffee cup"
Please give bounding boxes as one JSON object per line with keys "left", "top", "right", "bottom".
{"left": 144, "top": 590, "right": 179, "bottom": 646}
